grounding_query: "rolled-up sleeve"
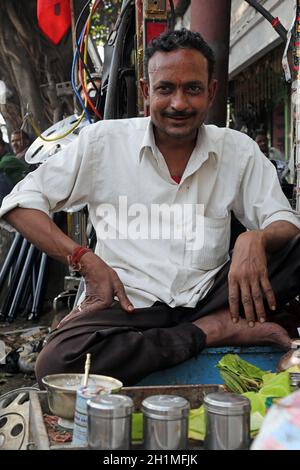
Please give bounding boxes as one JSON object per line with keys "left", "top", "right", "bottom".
{"left": 0, "top": 125, "right": 97, "bottom": 231}
{"left": 233, "top": 140, "right": 300, "bottom": 231}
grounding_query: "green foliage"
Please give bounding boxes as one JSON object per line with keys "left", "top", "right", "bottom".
{"left": 91, "top": 0, "right": 122, "bottom": 45}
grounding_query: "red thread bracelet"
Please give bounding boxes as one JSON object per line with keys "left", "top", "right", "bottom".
{"left": 67, "top": 246, "right": 92, "bottom": 270}
{"left": 271, "top": 17, "right": 280, "bottom": 28}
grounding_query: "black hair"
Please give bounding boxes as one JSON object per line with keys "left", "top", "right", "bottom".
{"left": 144, "top": 28, "right": 215, "bottom": 82}
{"left": 11, "top": 129, "right": 30, "bottom": 141}
{"left": 254, "top": 129, "right": 267, "bottom": 139}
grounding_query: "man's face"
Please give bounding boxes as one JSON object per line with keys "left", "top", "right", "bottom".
{"left": 255, "top": 134, "right": 269, "bottom": 157}
{"left": 11, "top": 132, "right": 27, "bottom": 155}
{"left": 141, "top": 48, "right": 216, "bottom": 142}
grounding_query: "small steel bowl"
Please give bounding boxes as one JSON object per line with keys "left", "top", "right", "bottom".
{"left": 42, "top": 373, "right": 123, "bottom": 420}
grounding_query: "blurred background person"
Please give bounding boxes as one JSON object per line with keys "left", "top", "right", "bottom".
{"left": 255, "top": 130, "right": 289, "bottom": 184}
{"left": 10, "top": 129, "right": 31, "bottom": 163}
{"left": 0, "top": 137, "right": 28, "bottom": 203}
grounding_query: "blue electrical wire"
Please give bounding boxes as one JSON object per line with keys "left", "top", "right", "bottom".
{"left": 71, "top": 27, "right": 93, "bottom": 123}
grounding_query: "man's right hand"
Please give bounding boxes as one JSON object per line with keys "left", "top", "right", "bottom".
{"left": 3, "top": 208, "right": 134, "bottom": 314}
{"left": 78, "top": 251, "right": 134, "bottom": 313}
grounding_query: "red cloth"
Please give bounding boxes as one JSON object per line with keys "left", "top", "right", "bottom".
{"left": 171, "top": 175, "right": 181, "bottom": 184}
{"left": 37, "top": 0, "right": 71, "bottom": 45}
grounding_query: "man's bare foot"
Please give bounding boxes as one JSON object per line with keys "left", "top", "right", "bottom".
{"left": 194, "top": 309, "right": 292, "bottom": 350}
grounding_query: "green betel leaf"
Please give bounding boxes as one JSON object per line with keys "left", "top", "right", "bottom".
{"left": 188, "top": 405, "right": 205, "bottom": 441}
{"left": 217, "top": 354, "right": 269, "bottom": 392}
{"left": 131, "top": 412, "right": 143, "bottom": 442}
{"left": 217, "top": 354, "right": 239, "bottom": 372}
{"left": 242, "top": 391, "right": 266, "bottom": 417}
{"left": 259, "top": 371, "right": 291, "bottom": 398}
{"left": 233, "top": 355, "right": 268, "bottom": 379}
{"left": 219, "top": 369, "right": 246, "bottom": 393}
{"left": 287, "top": 365, "right": 300, "bottom": 373}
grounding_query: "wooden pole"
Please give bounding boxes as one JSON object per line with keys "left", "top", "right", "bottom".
{"left": 190, "top": 0, "right": 231, "bottom": 127}
{"left": 293, "top": 0, "right": 300, "bottom": 210}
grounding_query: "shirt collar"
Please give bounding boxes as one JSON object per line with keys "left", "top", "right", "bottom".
{"left": 139, "top": 118, "right": 219, "bottom": 168}
{"left": 194, "top": 125, "right": 219, "bottom": 168}
{"left": 139, "top": 117, "right": 157, "bottom": 161}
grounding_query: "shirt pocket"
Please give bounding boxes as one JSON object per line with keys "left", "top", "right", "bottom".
{"left": 189, "top": 215, "right": 230, "bottom": 270}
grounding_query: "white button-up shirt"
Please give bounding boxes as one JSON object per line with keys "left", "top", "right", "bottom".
{"left": 0, "top": 117, "right": 299, "bottom": 307}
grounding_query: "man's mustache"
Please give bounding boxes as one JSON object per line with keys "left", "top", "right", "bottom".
{"left": 162, "top": 111, "right": 197, "bottom": 118}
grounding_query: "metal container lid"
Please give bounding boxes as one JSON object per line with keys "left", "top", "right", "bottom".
{"left": 289, "top": 372, "right": 300, "bottom": 384}
{"left": 142, "top": 395, "right": 190, "bottom": 420}
{"left": 87, "top": 394, "right": 133, "bottom": 418}
{"left": 204, "top": 392, "right": 250, "bottom": 416}
{"left": 291, "top": 339, "right": 300, "bottom": 349}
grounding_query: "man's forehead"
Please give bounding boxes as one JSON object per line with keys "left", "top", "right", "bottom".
{"left": 149, "top": 48, "right": 207, "bottom": 71}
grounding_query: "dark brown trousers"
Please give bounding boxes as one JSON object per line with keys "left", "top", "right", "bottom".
{"left": 36, "top": 235, "right": 300, "bottom": 387}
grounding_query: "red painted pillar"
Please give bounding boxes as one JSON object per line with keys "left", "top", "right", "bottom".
{"left": 190, "top": 0, "right": 231, "bottom": 126}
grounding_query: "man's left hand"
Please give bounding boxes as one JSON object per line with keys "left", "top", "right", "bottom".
{"left": 228, "top": 231, "right": 276, "bottom": 326}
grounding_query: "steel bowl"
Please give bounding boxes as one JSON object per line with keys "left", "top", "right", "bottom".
{"left": 42, "top": 373, "right": 123, "bottom": 420}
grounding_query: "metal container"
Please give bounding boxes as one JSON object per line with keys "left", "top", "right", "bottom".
{"left": 142, "top": 394, "right": 190, "bottom": 450}
{"left": 289, "top": 372, "right": 300, "bottom": 392}
{"left": 278, "top": 339, "right": 300, "bottom": 372}
{"left": 87, "top": 394, "right": 133, "bottom": 450}
{"left": 42, "top": 373, "right": 123, "bottom": 420}
{"left": 204, "top": 392, "right": 250, "bottom": 450}
{"left": 72, "top": 386, "right": 109, "bottom": 447}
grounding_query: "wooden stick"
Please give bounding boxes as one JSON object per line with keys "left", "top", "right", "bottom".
{"left": 83, "top": 353, "right": 91, "bottom": 387}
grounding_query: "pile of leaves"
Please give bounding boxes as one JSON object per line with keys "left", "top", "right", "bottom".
{"left": 216, "top": 354, "right": 268, "bottom": 393}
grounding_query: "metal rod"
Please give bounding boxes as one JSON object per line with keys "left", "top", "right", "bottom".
{"left": 0, "top": 232, "right": 22, "bottom": 292}
{"left": 32, "top": 260, "right": 37, "bottom": 295}
{"left": 0, "top": 238, "right": 30, "bottom": 319}
{"left": 20, "top": 257, "right": 38, "bottom": 316}
{"left": 19, "top": 271, "right": 32, "bottom": 314}
{"left": 7, "top": 244, "right": 36, "bottom": 322}
{"left": 28, "top": 252, "right": 48, "bottom": 320}
{"left": 23, "top": 292, "right": 33, "bottom": 319}
{"left": 245, "top": 0, "right": 287, "bottom": 41}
